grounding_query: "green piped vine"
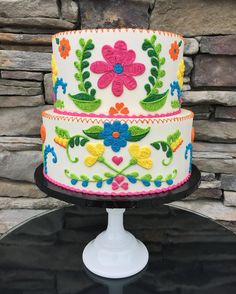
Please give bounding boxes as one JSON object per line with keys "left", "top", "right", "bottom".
{"left": 140, "top": 35, "right": 169, "bottom": 112}
{"left": 68, "top": 38, "right": 101, "bottom": 112}
{"left": 151, "top": 130, "right": 183, "bottom": 166}
{"left": 54, "top": 100, "right": 64, "bottom": 109}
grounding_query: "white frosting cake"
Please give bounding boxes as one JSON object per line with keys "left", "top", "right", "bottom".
{"left": 41, "top": 28, "right": 194, "bottom": 196}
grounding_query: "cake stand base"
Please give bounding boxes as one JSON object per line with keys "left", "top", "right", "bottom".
{"left": 82, "top": 208, "right": 148, "bottom": 279}
{"left": 34, "top": 164, "right": 201, "bottom": 279}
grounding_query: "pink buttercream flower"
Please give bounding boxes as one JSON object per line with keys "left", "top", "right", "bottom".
{"left": 90, "top": 40, "right": 145, "bottom": 97}
{"left": 111, "top": 176, "right": 129, "bottom": 191}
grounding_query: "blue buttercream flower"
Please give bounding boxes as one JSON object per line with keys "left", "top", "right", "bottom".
{"left": 99, "top": 121, "right": 130, "bottom": 152}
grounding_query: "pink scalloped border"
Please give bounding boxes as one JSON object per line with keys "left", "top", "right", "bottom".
{"left": 43, "top": 172, "right": 191, "bottom": 197}
{"left": 54, "top": 108, "right": 181, "bottom": 119}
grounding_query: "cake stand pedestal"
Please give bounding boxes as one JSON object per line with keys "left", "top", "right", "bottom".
{"left": 35, "top": 164, "right": 200, "bottom": 279}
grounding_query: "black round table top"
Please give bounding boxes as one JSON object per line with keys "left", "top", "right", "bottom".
{"left": 0, "top": 206, "right": 236, "bottom": 293}
{"left": 35, "top": 164, "right": 201, "bottom": 208}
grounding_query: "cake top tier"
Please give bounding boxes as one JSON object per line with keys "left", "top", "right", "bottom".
{"left": 52, "top": 28, "right": 184, "bottom": 118}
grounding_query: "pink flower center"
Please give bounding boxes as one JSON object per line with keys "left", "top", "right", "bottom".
{"left": 113, "top": 63, "right": 123, "bottom": 74}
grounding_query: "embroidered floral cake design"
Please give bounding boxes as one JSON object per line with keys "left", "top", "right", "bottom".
{"left": 90, "top": 40, "right": 145, "bottom": 97}
{"left": 58, "top": 38, "right": 71, "bottom": 59}
{"left": 140, "top": 35, "right": 169, "bottom": 112}
{"left": 51, "top": 55, "right": 58, "bottom": 85}
{"left": 112, "top": 176, "right": 129, "bottom": 191}
{"left": 171, "top": 59, "right": 185, "bottom": 109}
{"left": 128, "top": 143, "right": 152, "bottom": 169}
{"left": 169, "top": 41, "right": 181, "bottom": 61}
{"left": 109, "top": 102, "right": 129, "bottom": 115}
{"left": 68, "top": 38, "right": 102, "bottom": 112}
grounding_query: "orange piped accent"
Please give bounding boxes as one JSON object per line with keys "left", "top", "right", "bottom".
{"left": 40, "top": 124, "right": 46, "bottom": 143}
{"left": 191, "top": 127, "right": 195, "bottom": 143}
{"left": 112, "top": 131, "right": 120, "bottom": 138}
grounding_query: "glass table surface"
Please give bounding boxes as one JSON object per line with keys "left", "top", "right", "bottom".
{"left": 0, "top": 205, "right": 236, "bottom": 294}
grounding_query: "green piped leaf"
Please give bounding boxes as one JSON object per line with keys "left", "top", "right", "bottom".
{"left": 151, "top": 140, "right": 173, "bottom": 166}
{"left": 56, "top": 38, "right": 60, "bottom": 45}
{"left": 141, "top": 174, "right": 152, "bottom": 181}
{"left": 55, "top": 126, "right": 70, "bottom": 139}
{"left": 83, "top": 125, "right": 103, "bottom": 139}
{"left": 140, "top": 89, "right": 169, "bottom": 112}
{"left": 171, "top": 100, "right": 181, "bottom": 109}
{"left": 82, "top": 71, "right": 90, "bottom": 80}
{"left": 127, "top": 126, "right": 151, "bottom": 142}
{"left": 69, "top": 93, "right": 95, "bottom": 101}
{"left": 129, "top": 172, "right": 139, "bottom": 178}
{"left": 79, "top": 38, "right": 85, "bottom": 47}
{"left": 83, "top": 51, "right": 91, "bottom": 59}
{"left": 144, "top": 84, "right": 151, "bottom": 94}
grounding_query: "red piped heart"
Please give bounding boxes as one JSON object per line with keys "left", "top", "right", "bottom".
{"left": 115, "top": 175, "right": 124, "bottom": 184}
{"left": 112, "top": 156, "right": 123, "bottom": 166}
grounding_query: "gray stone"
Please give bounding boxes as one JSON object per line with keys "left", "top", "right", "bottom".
{"left": 193, "top": 152, "right": 233, "bottom": 159}
{"left": 186, "top": 189, "right": 222, "bottom": 200}
{"left": 217, "top": 220, "right": 236, "bottom": 234}
{"left": 215, "top": 106, "right": 236, "bottom": 120}
{"left": 0, "top": 150, "right": 42, "bottom": 182}
{"left": 79, "top": 0, "right": 152, "bottom": 29}
{"left": 182, "top": 84, "right": 191, "bottom": 91}
{"left": 0, "top": 79, "right": 42, "bottom": 96}
{"left": 193, "top": 158, "right": 236, "bottom": 174}
{"left": 0, "top": 209, "right": 47, "bottom": 234}
{"left": 193, "top": 142, "right": 236, "bottom": 154}
{"left": 224, "top": 191, "right": 236, "bottom": 207}
{"left": 0, "top": 50, "right": 51, "bottom": 71}
{"left": 0, "top": 17, "right": 75, "bottom": 34}
{"left": 61, "top": 0, "right": 79, "bottom": 23}
{"left": 183, "top": 77, "right": 190, "bottom": 84}
{"left": 184, "top": 57, "right": 193, "bottom": 76}
{"left": 184, "top": 105, "right": 211, "bottom": 120}
{"left": 170, "top": 199, "right": 236, "bottom": 222}
{"left": 221, "top": 174, "right": 236, "bottom": 191}
{"left": 150, "top": 0, "right": 236, "bottom": 36}
{"left": 44, "top": 73, "right": 53, "bottom": 104}
{"left": 0, "top": 137, "right": 42, "bottom": 151}
{"left": 0, "top": 32, "right": 51, "bottom": 45}
{"left": 0, "top": 95, "right": 44, "bottom": 107}
{"left": 194, "top": 120, "right": 236, "bottom": 143}
{"left": 184, "top": 38, "right": 199, "bottom": 55}
{"left": 0, "top": 105, "right": 50, "bottom": 136}
{"left": 0, "top": 0, "right": 59, "bottom": 18}
{"left": 0, "top": 44, "right": 52, "bottom": 53}
{"left": 0, "top": 179, "right": 46, "bottom": 198}
{"left": 200, "top": 180, "right": 221, "bottom": 189}
{"left": 192, "top": 55, "right": 236, "bottom": 87}
{"left": 1, "top": 70, "right": 43, "bottom": 81}
{"left": 201, "top": 172, "right": 215, "bottom": 181}
{"left": 182, "top": 91, "right": 236, "bottom": 106}
{"left": 200, "top": 35, "right": 236, "bottom": 55}
{"left": 0, "top": 197, "right": 67, "bottom": 210}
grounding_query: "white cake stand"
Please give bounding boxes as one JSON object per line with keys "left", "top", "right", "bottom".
{"left": 35, "top": 164, "right": 201, "bottom": 279}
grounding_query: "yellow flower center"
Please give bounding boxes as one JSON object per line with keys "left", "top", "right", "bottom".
{"left": 112, "top": 131, "right": 120, "bottom": 138}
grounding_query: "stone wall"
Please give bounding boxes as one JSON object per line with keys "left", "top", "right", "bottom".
{"left": 0, "top": 0, "right": 236, "bottom": 234}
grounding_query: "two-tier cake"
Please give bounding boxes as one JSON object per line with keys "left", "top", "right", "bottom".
{"left": 41, "top": 28, "right": 194, "bottom": 196}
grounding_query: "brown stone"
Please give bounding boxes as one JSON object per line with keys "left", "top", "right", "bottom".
{"left": 0, "top": 44, "right": 52, "bottom": 53}
{"left": 0, "top": 179, "right": 46, "bottom": 198}
{"left": 44, "top": 73, "right": 53, "bottom": 104}
{"left": 192, "top": 55, "right": 236, "bottom": 87}
{"left": 150, "top": 0, "right": 236, "bottom": 36}
{"left": 0, "top": 137, "right": 42, "bottom": 151}
{"left": 0, "top": 33, "right": 51, "bottom": 45}
{"left": 0, "top": 105, "right": 50, "bottom": 136}
{"left": 200, "top": 35, "right": 236, "bottom": 55}
{"left": 79, "top": 0, "right": 152, "bottom": 29}
{"left": 182, "top": 91, "right": 236, "bottom": 106}
{"left": 0, "top": 0, "right": 59, "bottom": 18}
{"left": 215, "top": 106, "right": 236, "bottom": 120}
{"left": 1, "top": 71, "right": 43, "bottom": 81}
{"left": 194, "top": 120, "right": 236, "bottom": 143}
{"left": 0, "top": 95, "right": 44, "bottom": 107}
{"left": 0, "top": 50, "right": 51, "bottom": 71}
{"left": 221, "top": 174, "right": 236, "bottom": 191}
{"left": 0, "top": 79, "right": 42, "bottom": 96}
{"left": 0, "top": 17, "right": 75, "bottom": 34}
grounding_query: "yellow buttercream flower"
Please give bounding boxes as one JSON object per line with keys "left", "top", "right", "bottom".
{"left": 177, "top": 59, "right": 185, "bottom": 89}
{"left": 128, "top": 143, "right": 153, "bottom": 169}
{"left": 84, "top": 143, "right": 105, "bottom": 167}
{"left": 51, "top": 54, "right": 58, "bottom": 85}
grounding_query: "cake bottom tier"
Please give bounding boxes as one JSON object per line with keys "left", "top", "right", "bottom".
{"left": 41, "top": 109, "right": 194, "bottom": 196}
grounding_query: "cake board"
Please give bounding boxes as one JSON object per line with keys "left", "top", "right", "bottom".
{"left": 35, "top": 163, "right": 201, "bottom": 279}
